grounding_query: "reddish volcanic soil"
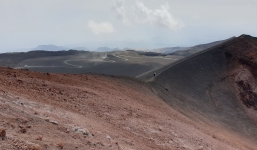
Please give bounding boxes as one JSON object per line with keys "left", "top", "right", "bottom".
{"left": 0, "top": 67, "right": 256, "bottom": 149}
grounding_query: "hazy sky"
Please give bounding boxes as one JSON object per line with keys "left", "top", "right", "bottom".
{"left": 1, "top": 0, "right": 257, "bottom": 51}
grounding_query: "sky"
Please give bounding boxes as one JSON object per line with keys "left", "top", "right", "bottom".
{"left": 0, "top": 0, "right": 257, "bottom": 52}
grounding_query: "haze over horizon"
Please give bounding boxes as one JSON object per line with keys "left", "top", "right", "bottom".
{"left": 1, "top": 0, "right": 257, "bottom": 52}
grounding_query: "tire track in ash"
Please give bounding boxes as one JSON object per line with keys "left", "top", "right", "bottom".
{"left": 63, "top": 56, "right": 115, "bottom": 68}
{"left": 15, "top": 65, "right": 75, "bottom": 69}
{"left": 16, "top": 53, "right": 174, "bottom": 69}
{"left": 16, "top": 55, "right": 116, "bottom": 69}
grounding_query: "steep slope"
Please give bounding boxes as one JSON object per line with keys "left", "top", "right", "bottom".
{"left": 137, "top": 37, "right": 234, "bottom": 81}
{"left": 0, "top": 68, "right": 256, "bottom": 149}
{"left": 149, "top": 34, "right": 257, "bottom": 141}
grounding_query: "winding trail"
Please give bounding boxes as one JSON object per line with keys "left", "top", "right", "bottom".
{"left": 16, "top": 56, "right": 116, "bottom": 69}
{"left": 112, "top": 54, "right": 128, "bottom": 61}
{"left": 16, "top": 53, "right": 176, "bottom": 70}
{"left": 15, "top": 65, "right": 72, "bottom": 69}
{"left": 63, "top": 60, "right": 83, "bottom": 68}
{"left": 63, "top": 58, "right": 115, "bottom": 67}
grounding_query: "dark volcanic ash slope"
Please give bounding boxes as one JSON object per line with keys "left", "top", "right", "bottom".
{"left": 149, "top": 34, "right": 257, "bottom": 140}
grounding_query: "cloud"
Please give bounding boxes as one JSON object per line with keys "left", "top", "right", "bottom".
{"left": 112, "top": 0, "right": 130, "bottom": 25}
{"left": 112, "top": 1, "right": 184, "bottom": 30}
{"left": 135, "top": 2, "right": 184, "bottom": 30}
{"left": 88, "top": 20, "right": 115, "bottom": 35}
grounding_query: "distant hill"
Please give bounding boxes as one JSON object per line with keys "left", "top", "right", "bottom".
{"left": 33, "top": 44, "right": 68, "bottom": 51}
{"left": 153, "top": 47, "right": 189, "bottom": 53}
{"left": 151, "top": 39, "right": 230, "bottom": 56}
{"left": 95, "top": 47, "right": 112, "bottom": 52}
{"left": 168, "top": 39, "right": 228, "bottom": 56}
{"left": 73, "top": 47, "right": 89, "bottom": 51}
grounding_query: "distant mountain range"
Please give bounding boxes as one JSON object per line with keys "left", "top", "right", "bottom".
{"left": 32, "top": 45, "right": 116, "bottom": 52}
{"left": 168, "top": 39, "right": 227, "bottom": 56}
{"left": 32, "top": 45, "right": 89, "bottom": 51}
{"left": 152, "top": 39, "right": 229, "bottom": 55}
{"left": 29, "top": 38, "right": 230, "bottom": 54}
{"left": 153, "top": 47, "right": 189, "bottom": 53}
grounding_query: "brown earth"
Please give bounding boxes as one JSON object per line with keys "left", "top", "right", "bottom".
{"left": 1, "top": 35, "right": 257, "bottom": 150}
{"left": 0, "top": 67, "right": 255, "bottom": 150}
{"left": 225, "top": 35, "right": 257, "bottom": 124}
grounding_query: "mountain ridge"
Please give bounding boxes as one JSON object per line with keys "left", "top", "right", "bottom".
{"left": 148, "top": 34, "right": 257, "bottom": 140}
